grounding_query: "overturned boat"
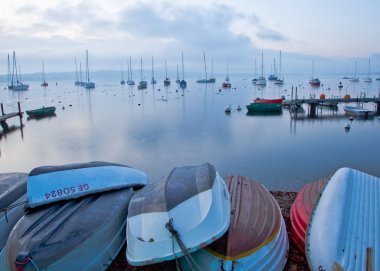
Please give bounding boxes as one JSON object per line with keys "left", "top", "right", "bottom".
{"left": 290, "top": 178, "right": 327, "bottom": 254}
{"left": 307, "top": 168, "right": 380, "bottom": 271}
{"left": 0, "top": 173, "right": 27, "bottom": 252}
{"left": 127, "top": 163, "right": 231, "bottom": 266}
{"left": 180, "top": 175, "right": 288, "bottom": 271}
{"left": 27, "top": 161, "right": 148, "bottom": 208}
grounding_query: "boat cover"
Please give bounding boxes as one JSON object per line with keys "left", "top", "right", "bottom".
{"left": 27, "top": 161, "right": 148, "bottom": 208}
{"left": 127, "top": 163, "right": 231, "bottom": 266}
{"left": 307, "top": 168, "right": 380, "bottom": 271}
{"left": 2, "top": 188, "right": 134, "bottom": 271}
{"left": 0, "top": 173, "right": 27, "bottom": 252}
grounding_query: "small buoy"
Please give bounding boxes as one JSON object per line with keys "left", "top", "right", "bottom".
{"left": 138, "top": 103, "right": 141, "bottom": 106}
{"left": 349, "top": 116, "right": 354, "bottom": 121}
{"left": 225, "top": 105, "right": 231, "bottom": 113}
{"left": 237, "top": 105, "right": 241, "bottom": 111}
{"left": 62, "top": 106, "right": 65, "bottom": 110}
{"left": 69, "top": 104, "right": 72, "bottom": 107}
{"left": 344, "top": 123, "right": 350, "bottom": 129}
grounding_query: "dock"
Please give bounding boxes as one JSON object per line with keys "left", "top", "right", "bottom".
{"left": 0, "top": 102, "right": 23, "bottom": 130}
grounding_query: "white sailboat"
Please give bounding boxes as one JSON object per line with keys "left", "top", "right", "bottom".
{"left": 349, "top": 61, "right": 359, "bottom": 82}
{"left": 252, "top": 58, "right": 258, "bottom": 83}
{"left": 268, "top": 58, "right": 278, "bottom": 81}
{"left": 84, "top": 50, "right": 95, "bottom": 89}
{"left": 274, "top": 51, "right": 284, "bottom": 85}
{"left": 363, "top": 57, "right": 372, "bottom": 83}
{"left": 11, "top": 51, "right": 29, "bottom": 91}
{"left": 138, "top": 57, "right": 147, "bottom": 89}
{"left": 179, "top": 52, "right": 187, "bottom": 88}
{"left": 309, "top": 58, "right": 321, "bottom": 86}
{"left": 163, "top": 59, "right": 170, "bottom": 86}
{"left": 256, "top": 52, "right": 267, "bottom": 86}
{"left": 151, "top": 56, "right": 156, "bottom": 85}
{"left": 41, "top": 61, "right": 48, "bottom": 87}
{"left": 196, "top": 51, "right": 214, "bottom": 83}
{"left": 127, "top": 56, "right": 135, "bottom": 86}
{"left": 120, "top": 61, "right": 125, "bottom": 85}
{"left": 74, "top": 57, "right": 81, "bottom": 86}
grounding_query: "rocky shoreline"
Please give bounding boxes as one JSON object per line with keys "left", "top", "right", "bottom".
{"left": 108, "top": 191, "right": 310, "bottom": 271}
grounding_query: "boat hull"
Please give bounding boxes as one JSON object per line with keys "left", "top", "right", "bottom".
{"left": 254, "top": 99, "right": 283, "bottom": 104}
{"left": 126, "top": 163, "right": 231, "bottom": 266}
{"left": 179, "top": 175, "right": 289, "bottom": 271}
{"left": 343, "top": 105, "right": 375, "bottom": 117}
{"left": 290, "top": 179, "right": 327, "bottom": 254}
{"left": 26, "top": 106, "right": 56, "bottom": 117}
{"left": 27, "top": 161, "right": 148, "bottom": 208}
{"left": 0, "top": 173, "right": 27, "bottom": 252}
{"left": 306, "top": 168, "right": 380, "bottom": 271}
{"left": 0, "top": 188, "right": 134, "bottom": 271}
{"left": 246, "top": 103, "right": 282, "bottom": 112}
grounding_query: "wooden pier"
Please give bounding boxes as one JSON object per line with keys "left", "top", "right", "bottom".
{"left": 0, "top": 102, "right": 23, "bottom": 130}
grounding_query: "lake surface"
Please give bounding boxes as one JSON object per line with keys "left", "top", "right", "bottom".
{"left": 1, "top": 74, "right": 380, "bottom": 191}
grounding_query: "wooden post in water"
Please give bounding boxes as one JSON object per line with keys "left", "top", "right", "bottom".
{"left": 1, "top": 103, "right": 4, "bottom": 115}
{"left": 17, "top": 101, "right": 23, "bottom": 126}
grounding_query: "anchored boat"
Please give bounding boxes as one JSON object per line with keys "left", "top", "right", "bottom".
{"left": 26, "top": 106, "right": 56, "bottom": 117}
{"left": 126, "top": 163, "right": 231, "bottom": 266}
{"left": 306, "top": 168, "right": 380, "bottom": 271}
{"left": 246, "top": 103, "right": 282, "bottom": 112}
{"left": 0, "top": 173, "right": 27, "bottom": 252}
{"left": 290, "top": 179, "right": 327, "bottom": 254}
{"left": 180, "top": 175, "right": 289, "bottom": 271}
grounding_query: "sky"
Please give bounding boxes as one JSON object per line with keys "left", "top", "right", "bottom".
{"left": 0, "top": 0, "right": 379, "bottom": 76}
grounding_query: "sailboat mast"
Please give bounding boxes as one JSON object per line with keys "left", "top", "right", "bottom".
{"left": 203, "top": 51, "right": 207, "bottom": 81}
{"left": 75, "top": 57, "right": 79, "bottom": 82}
{"left": 86, "top": 50, "right": 89, "bottom": 82}
{"left": 261, "top": 52, "right": 264, "bottom": 77}
{"left": 121, "top": 61, "right": 124, "bottom": 81}
{"left": 165, "top": 59, "right": 168, "bottom": 78}
{"left": 181, "top": 52, "right": 185, "bottom": 80}
{"left": 130, "top": 56, "right": 133, "bottom": 81}
{"left": 7, "top": 53, "right": 11, "bottom": 86}
{"left": 254, "top": 58, "right": 257, "bottom": 78}
{"left": 42, "top": 61, "right": 45, "bottom": 82}
{"left": 152, "top": 56, "right": 154, "bottom": 79}
{"left": 176, "top": 64, "right": 179, "bottom": 80}
{"left": 79, "top": 62, "right": 82, "bottom": 83}
{"left": 140, "top": 57, "right": 143, "bottom": 80}
{"left": 279, "top": 51, "right": 282, "bottom": 79}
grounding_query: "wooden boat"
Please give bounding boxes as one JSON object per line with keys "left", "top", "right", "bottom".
{"left": 0, "top": 173, "right": 27, "bottom": 252}
{"left": 26, "top": 106, "right": 56, "bottom": 117}
{"left": 179, "top": 175, "right": 289, "bottom": 271}
{"left": 246, "top": 103, "right": 282, "bottom": 112}
{"left": 254, "top": 98, "right": 283, "bottom": 104}
{"left": 290, "top": 179, "right": 327, "bottom": 254}
{"left": 0, "top": 188, "right": 134, "bottom": 271}
{"left": 27, "top": 161, "right": 148, "bottom": 208}
{"left": 343, "top": 105, "right": 375, "bottom": 117}
{"left": 306, "top": 168, "right": 380, "bottom": 271}
{"left": 126, "top": 163, "right": 231, "bottom": 266}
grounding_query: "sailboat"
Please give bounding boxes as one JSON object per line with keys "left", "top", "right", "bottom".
{"left": 138, "top": 57, "right": 147, "bottom": 89}
{"left": 41, "top": 61, "right": 48, "bottom": 87}
{"left": 127, "top": 56, "right": 135, "bottom": 86}
{"left": 209, "top": 59, "right": 216, "bottom": 83}
{"left": 255, "top": 52, "right": 267, "bottom": 86}
{"left": 349, "top": 61, "right": 359, "bottom": 82}
{"left": 196, "top": 51, "right": 214, "bottom": 83}
{"left": 252, "top": 58, "right": 258, "bottom": 83}
{"left": 84, "top": 49, "right": 95, "bottom": 89}
{"left": 309, "top": 58, "right": 321, "bottom": 87}
{"left": 79, "top": 62, "right": 85, "bottom": 86}
{"left": 74, "top": 57, "right": 81, "bottom": 86}
{"left": 120, "top": 61, "right": 125, "bottom": 85}
{"left": 222, "top": 64, "right": 231, "bottom": 88}
{"left": 7, "top": 54, "right": 13, "bottom": 89}
{"left": 268, "top": 58, "right": 278, "bottom": 81}
{"left": 179, "top": 52, "right": 187, "bottom": 88}
{"left": 151, "top": 56, "right": 156, "bottom": 85}
{"left": 11, "top": 51, "right": 29, "bottom": 91}
{"left": 363, "top": 57, "right": 372, "bottom": 83}
{"left": 274, "top": 51, "right": 284, "bottom": 85}
{"left": 163, "top": 59, "right": 170, "bottom": 86}
{"left": 176, "top": 64, "right": 180, "bottom": 83}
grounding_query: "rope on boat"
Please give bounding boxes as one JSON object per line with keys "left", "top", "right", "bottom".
{"left": 165, "top": 218, "right": 200, "bottom": 271}
{"left": 15, "top": 253, "right": 41, "bottom": 271}
{"left": 0, "top": 200, "right": 27, "bottom": 223}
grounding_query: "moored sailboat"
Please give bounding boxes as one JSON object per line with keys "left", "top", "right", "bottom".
{"left": 255, "top": 52, "right": 267, "bottom": 86}
{"left": 163, "top": 59, "right": 170, "bottom": 86}
{"left": 41, "top": 61, "right": 48, "bottom": 87}
{"left": 10, "top": 51, "right": 29, "bottom": 91}
{"left": 138, "top": 57, "right": 147, "bottom": 90}
{"left": 309, "top": 58, "right": 321, "bottom": 87}
{"left": 349, "top": 60, "right": 359, "bottom": 82}
{"left": 274, "top": 51, "right": 284, "bottom": 85}
{"left": 74, "top": 57, "right": 81, "bottom": 86}
{"left": 84, "top": 49, "right": 95, "bottom": 89}
{"left": 120, "top": 61, "right": 125, "bottom": 85}
{"left": 151, "top": 56, "right": 156, "bottom": 85}
{"left": 179, "top": 52, "right": 187, "bottom": 88}
{"left": 127, "top": 56, "right": 135, "bottom": 86}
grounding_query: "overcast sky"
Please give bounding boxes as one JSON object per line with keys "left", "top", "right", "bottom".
{"left": 1, "top": 0, "right": 379, "bottom": 75}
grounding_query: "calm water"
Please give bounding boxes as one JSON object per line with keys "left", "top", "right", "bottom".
{"left": 1, "top": 74, "right": 380, "bottom": 191}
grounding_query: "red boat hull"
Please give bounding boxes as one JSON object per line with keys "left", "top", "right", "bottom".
{"left": 290, "top": 179, "right": 327, "bottom": 254}
{"left": 254, "top": 98, "right": 283, "bottom": 104}
{"left": 222, "top": 82, "right": 231, "bottom": 88}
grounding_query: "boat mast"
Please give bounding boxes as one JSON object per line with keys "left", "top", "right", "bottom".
{"left": 151, "top": 56, "right": 154, "bottom": 81}
{"left": 203, "top": 51, "right": 207, "bottom": 81}
{"left": 311, "top": 58, "right": 315, "bottom": 79}
{"left": 140, "top": 57, "right": 143, "bottom": 80}
{"left": 165, "top": 59, "right": 168, "bottom": 79}
{"left": 181, "top": 52, "right": 185, "bottom": 80}
{"left": 211, "top": 59, "right": 214, "bottom": 78}
{"left": 261, "top": 51, "right": 264, "bottom": 77}
{"left": 176, "top": 64, "right": 179, "bottom": 80}
{"left": 86, "top": 49, "right": 89, "bottom": 82}
{"left": 130, "top": 56, "right": 133, "bottom": 81}
{"left": 121, "top": 61, "right": 124, "bottom": 81}
{"left": 75, "top": 57, "right": 79, "bottom": 82}
{"left": 254, "top": 58, "right": 257, "bottom": 78}
{"left": 79, "top": 62, "right": 83, "bottom": 83}
{"left": 279, "top": 51, "right": 282, "bottom": 79}
{"left": 42, "top": 61, "right": 45, "bottom": 82}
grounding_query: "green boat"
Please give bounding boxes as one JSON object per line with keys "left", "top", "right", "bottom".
{"left": 26, "top": 106, "right": 56, "bottom": 117}
{"left": 246, "top": 103, "right": 282, "bottom": 112}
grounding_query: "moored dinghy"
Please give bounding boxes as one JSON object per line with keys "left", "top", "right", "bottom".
{"left": 126, "top": 163, "right": 231, "bottom": 266}
{"left": 179, "top": 175, "right": 289, "bottom": 271}
{"left": 290, "top": 179, "right": 327, "bottom": 254}
{"left": 307, "top": 168, "right": 380, "bottom": 271}
{"left": 0, "top": 173, "right": 27, "bottom": 252}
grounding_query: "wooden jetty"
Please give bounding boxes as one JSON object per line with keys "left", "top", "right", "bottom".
{"left": 0, "top": 102, "right": 23, "bottom": 130}
{"left": 284, "top": 88, "right": 380, "bottom": 117}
